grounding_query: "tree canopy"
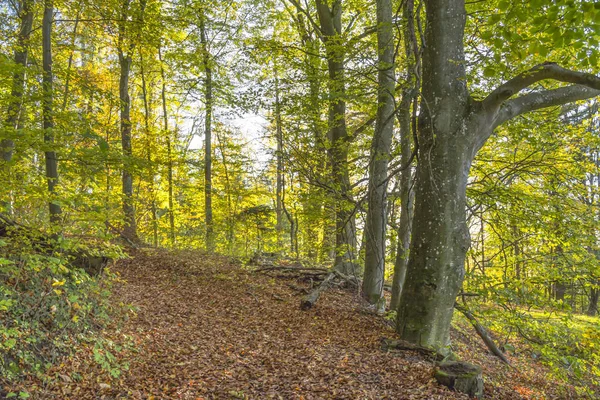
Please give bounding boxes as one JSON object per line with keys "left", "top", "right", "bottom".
{"left": 1, "top": 0, "right": 600, "bottom": 397}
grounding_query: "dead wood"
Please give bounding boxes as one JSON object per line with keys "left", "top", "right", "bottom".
{"left": 254, "top": 265, "right": 329, "bottom": 273}
{"left": 454, "top": 303, "right": 511, "bottom": 365}
{"left": 300, "top": 272, "right": 336, "bottom": 310}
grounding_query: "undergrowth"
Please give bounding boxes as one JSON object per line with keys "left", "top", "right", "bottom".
{"left": 0, "top": 236, "right": 125, "bottom": 393}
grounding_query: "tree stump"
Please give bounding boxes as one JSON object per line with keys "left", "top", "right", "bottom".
{"left": 434, "top": 361, "right": 484, "bottom": 399}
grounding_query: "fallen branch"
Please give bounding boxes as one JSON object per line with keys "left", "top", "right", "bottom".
{"left": 300, "top": 272, "right": 336, "bottom": 310}
{"left": 454, "top": 304, "right": 511, "bottom": 365}
{"left": 333, "top": 269, "right": 359, "bottom": 286}
{"left": 254, "top": 265, "right": 329, "bottom": 273}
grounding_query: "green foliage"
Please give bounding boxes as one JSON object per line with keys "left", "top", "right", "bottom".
{"left": 0, "top": 237, "right": 121, "bottom": 383}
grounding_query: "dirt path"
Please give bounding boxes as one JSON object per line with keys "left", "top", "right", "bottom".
{"left": 28, "top": 250, "right": 556, "bottom": 399}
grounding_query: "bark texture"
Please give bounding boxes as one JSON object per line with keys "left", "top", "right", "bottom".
{"left": 397, "top": 0, "right": 471, "bottom": 349}
{"left": 396, "top": 0, "right": 600, "bottom": 350}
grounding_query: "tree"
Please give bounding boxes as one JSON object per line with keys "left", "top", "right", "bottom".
{"left": 42, "top": 0, "right": 62, "bottom": 224}
{"left": 390, "top": 0, "right": 418, "bottom": 311}
{"left": 396, "top": 0, "right": 600, "bottom": 350}
{"left": 116, "top": 0, "right": 146, "bottom": 241}
{"left": 199, "top": 11, "right": 214, "bottom": 252}
{"left": 1, "top": 0, "right": 33, "bottom": 215}
{"left": 362, "top": 0, "right": 395, "bottom": 306}
{"left": 313, "top": 0, "right": 358, "bottom": 274}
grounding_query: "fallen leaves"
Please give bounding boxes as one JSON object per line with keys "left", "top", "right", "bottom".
{"left": 10, "top": 249, "right": 589, "bottom": 399}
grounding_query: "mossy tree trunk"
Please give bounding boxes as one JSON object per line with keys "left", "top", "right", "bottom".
{"left": 397, "top": 0, "right": 600, "bottom": 350}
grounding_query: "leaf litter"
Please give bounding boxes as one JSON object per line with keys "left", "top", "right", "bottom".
{"left": 12, "top": 249, "right": 583, "bottom": 399}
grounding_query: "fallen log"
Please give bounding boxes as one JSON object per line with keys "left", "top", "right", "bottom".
{"left": 300, "top": 272, "right": 336, "bottom": 310}
{"left": 455, "top": 303, "right": 511, "bottom": 365}
{"left": 333, "top": 269, "right": 359, "bottom": 287}
{"left": 254, "top": 265, "right": 329, "bottom": 273}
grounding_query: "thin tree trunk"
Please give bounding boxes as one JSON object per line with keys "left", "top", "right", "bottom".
{"left": 42, "top": 0, "right": 62, "bottom": 225}
{"left": 158, "top": 45, "right": 176, "bottom": 245}
{"left": 588, "top": 282, "right": 599, "bottom": 316}
{"left": 200, "top": 15, "right": 214, "bottom": 252}
{"left": 362, "top": 0, "right": 396, "bottom": 306}
{"left": 1, "top": 0, "right": 33, "bottom": 215}
{"left": 390, "top": 0, "right": 419, "bottom": 311}
{"left": 274, "top": 71, "right": 284, "bottom": 248}
{"left": 140, "top": 52, "right": 158, "bottom": 247}
{"left": 215, "top": 129, "right": 234, "bottom": 250}
{"left": 297, "top": 16, "right": 324, "bottom": 261}
{"left": 118, "top": 49, "right": 136, "bottom": 240}
{"left": 61, "top": 10, "right": 80, "bottom": 111}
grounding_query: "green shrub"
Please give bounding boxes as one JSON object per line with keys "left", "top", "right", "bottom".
{"left": 0, "top": 236, "right": 123, "bottom": 383}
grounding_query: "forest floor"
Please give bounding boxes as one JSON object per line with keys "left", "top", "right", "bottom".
{"left": 16, "top": 250, "right": 585, "bottom": 399}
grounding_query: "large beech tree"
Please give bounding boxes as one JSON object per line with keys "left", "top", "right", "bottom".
{"left": 396, "top": 0, "right": 600, "bottom": 349}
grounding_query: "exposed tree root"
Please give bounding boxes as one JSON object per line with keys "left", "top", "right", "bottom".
{"left": 380, "top": 337, "right": 446, "bottom": 361}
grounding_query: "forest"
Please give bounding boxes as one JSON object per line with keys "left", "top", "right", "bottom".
{"left": 1, "top": 0, "right": 600, "bottom": 398}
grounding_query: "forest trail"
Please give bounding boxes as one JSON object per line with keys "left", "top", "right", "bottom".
{"left": 29, "top": 250, "right": 562, "bottom": 399}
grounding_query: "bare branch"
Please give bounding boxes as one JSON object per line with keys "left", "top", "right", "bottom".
{"left": 493, "top": 85, "right": 600, "bottom": 129}
{"left": 483, "top": 62, "right": 600, "bottom": 113}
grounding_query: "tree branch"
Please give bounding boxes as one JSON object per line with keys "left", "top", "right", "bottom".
{"left": 493, "top": 85, "right": 600, "bottom": 129}
{"left": 286, "top": 0, "right": 323, "bottom": 41}
{"left": 483, "top": 62, "right": 600, "bottom": 113}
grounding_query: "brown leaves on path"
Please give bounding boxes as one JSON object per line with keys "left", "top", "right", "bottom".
{"left": 20, "top": 250, "right": 573, "bottom": 399}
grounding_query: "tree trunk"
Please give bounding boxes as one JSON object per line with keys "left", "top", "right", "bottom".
{"left": 118, "top": 50, "right": 136, "bottom": 240}
{"left": 274, "top": 72, "right": 284, "bottom": 249}
{"left": 2, "top": 0, "right": 34, "bottom": 214}
{"left": 158, "top": 45, "right": 176, "bottom": 245}
{"left": 200, "top": 16, "right": 214, "bottom": 252}
{"left": 315, "top": 0, "right": 357, "bottom": 275}
{"left": 362, "top": 0, "right": 395, "bottom": 305}
{"left": 587, "top": 283, "right": 599, "bottom": 316}
{"left": 61, "top": 10, "right": 80, "bottom": 111}
{"left": 390, "top": 0, "right": 418, "bottom": 312}
{"left": 215, "top": 129, "right": 234, "bottom": 251}
{"left": 396, "top": 0, "right": 472, "bottom": 350}
{"left": 42, "top": 0, "right": 62, "bottom": 225}
{"left": 298, "top": 18, "right": 325, "bottom": 261}
{"left": 139, "top": 52, "right": 158, "bottom": 247}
